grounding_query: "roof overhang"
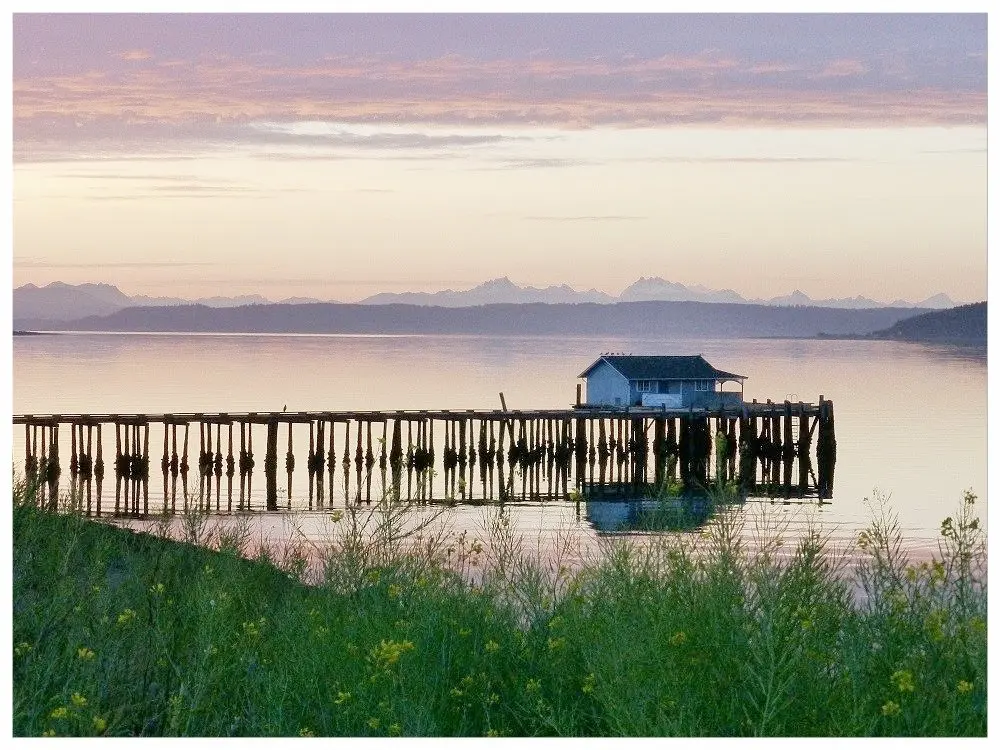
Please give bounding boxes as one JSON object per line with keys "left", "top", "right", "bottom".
{"left": 578, "top": 356, "right": 628, "bottom": 379}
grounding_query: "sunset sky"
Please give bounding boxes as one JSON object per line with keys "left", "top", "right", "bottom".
{"left": 11, "top": 11, "right": 988, "bottom": 303}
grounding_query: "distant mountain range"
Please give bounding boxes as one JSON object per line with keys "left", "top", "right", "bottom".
{"left": 13, "top": 278, "right": 957, "bottom": 326}
{"left": 358, "top": 276, "right": 956, "bottom": 309}
{"left": 13, "top": 282, "right": 273, "bottom": 323}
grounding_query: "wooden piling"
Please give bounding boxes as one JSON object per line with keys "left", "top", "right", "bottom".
{"left": 782, "top": 401, "right": 794, "bottom": 493}
{"left": 265, "top": 418, "right": 278, "bottom": 510}
{"left": 344, "top": 420, "right": 352, "bottom": 467}
{"left": 355, "top": 420, "right": 363, "bottom": 466}
{"left": 70, "top": 426, "right": 78, "bottom": 475}
{"left": 653, "top": 417, "right": 666, "bottom": 486}
{"left": 95, "top": 424, "right": 104, "bottom": 481}
{"left": 817, "top": 398, "right": 837, "bottom": 499}
{"left": 798, "top": 405, "right": 810, "bottom": 495}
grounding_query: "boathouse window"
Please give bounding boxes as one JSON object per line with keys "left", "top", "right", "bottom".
{"left": 695, "top": 380, "right": 712, "bottom": 391}
{"left": 636, "top": 380, "right": 657, "bottom": 393}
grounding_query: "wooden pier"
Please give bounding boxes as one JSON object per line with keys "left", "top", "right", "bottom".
{"left": 14, "top": 399, "right": 836, "bottom": 516}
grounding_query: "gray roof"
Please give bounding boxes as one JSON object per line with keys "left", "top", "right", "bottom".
{"left": 579, "top": 355, "right": 746, "bottom": 381}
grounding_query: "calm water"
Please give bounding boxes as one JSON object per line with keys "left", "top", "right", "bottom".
{"left": 12, "top": 332, "right": 987, "bottom": 553}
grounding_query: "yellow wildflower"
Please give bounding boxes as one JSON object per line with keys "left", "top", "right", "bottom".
{"left": 71, "top": 692, "right": 87, "bottom": 708}
{"left": 369, "top": 639, "right": 415, "bottom": 667}
{"left": 50, "top": 707, "right": 69, "bottom": 720}
{"left": 299, "top": 728, "right": 314, "bottom": 737}
{"left": 77, "top": 647, "right": 95, "bottom": 661}
{"left": 14, "top": 642, "right": 32, "bottom": 658}
{"left": 669, "top": 631, "right": 687, "bottom": 647}
{"left": 881, "top": 701, "right": 901, "bottom": 717}
{"left": 485, "top": 639, "right": 500, "bottom": 653}
{"left": 92, "top": 716, "right": 107, "bottom": 734}
{"left": 957, "top": 680, "right": 974, "bottom": 694}
{"left": 117, "top": 608, "right": 137, "bottom": 627}
{"left": 891, "top": 670, "right": 916, "bottom": 693}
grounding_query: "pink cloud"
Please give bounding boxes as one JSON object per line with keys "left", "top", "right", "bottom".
{"left": 115, "top": 49, "right": 153, "bottom": 61}
{"left": 816, "top": 59, "right": 868, "bottom": 78}
{"left": 11, "top": 52, "right": 986, "bottom": 156}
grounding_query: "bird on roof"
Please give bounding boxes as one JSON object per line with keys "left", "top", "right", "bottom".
{"left": 283, "top": 404, "right": 287, "bottom": 412}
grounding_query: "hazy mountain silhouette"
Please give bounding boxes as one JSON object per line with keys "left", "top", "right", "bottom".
{"left": 359, "top": 276, "right": 615, "bottom": 306}
{"left": 888, "top": 293, "right": 958, "bottom": 309}
{"left": 617, "top": 277, "right": 746, "bottom": 304}
{"left": 13, "top": 282, "right": 130, "bottom": 321}
{"left": 359, "top": 276, "right": 956, "bottom": 310}
{"left": 37, "top": 299, "right": 932, "bottom": 339}
{"left": 13, "top": 278, "right": 957, "bottom": 328}
{"left": 13, "top": 281, "right": 321, "bottom": 323}
{"left": 131, "top": 293, "right": 273, "bottom": 308}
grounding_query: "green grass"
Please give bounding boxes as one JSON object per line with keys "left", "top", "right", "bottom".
{"left": 12, "top": 479, "right": 987, "bottom": 737}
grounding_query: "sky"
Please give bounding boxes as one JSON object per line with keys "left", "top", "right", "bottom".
{"left": 10, "top": 11, "right": 989, "bottom": 303}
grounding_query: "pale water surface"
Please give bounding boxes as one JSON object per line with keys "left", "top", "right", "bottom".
{"left": 12, "top": 333, "right": 987, "bottom": 557}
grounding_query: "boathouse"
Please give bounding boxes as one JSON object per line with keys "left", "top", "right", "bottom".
{"left": 579, "top": 355, "right": 746, "bottom": 409}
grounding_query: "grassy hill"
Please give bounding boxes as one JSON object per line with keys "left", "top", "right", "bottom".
{"left": 13, "top": 484, "right": 987, "bottom": 737}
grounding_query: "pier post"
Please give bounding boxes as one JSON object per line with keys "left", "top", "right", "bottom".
{"left": 265, "top": 418, "right": 278, "bottom": 510}
{"left": 770, "top": 406, "right": 781, "bottom": 490}
{"left": 390, "top": 418, "right": 402, "bottom": 468}
{"left": 114, "top": 423, "right": 122, "bottom": 477}
{"left": 95, "top": 425, "right": 104, "bottom": 482}
{"left": 143, "top": 423, "right": 151, "bottom": 480}
{"left": 365, "top": 420, "right": 374, "bottom": 468}
{"left": 575, "top": 414, "right": 587, "bottom": 483}
{"left": 782, "top": 401, "right": 794, "bottom": 494}
{"left": 817, "top": 398, "right": 837, "bottom": 499}
{"left": 678, "top": 416, "right": 690, "bottom": 488}
{"left": 797, "top": 406, "right": 810, "bottom": 496}
{"left": 653, "top": 417, "right": 666, "bottom": 486}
